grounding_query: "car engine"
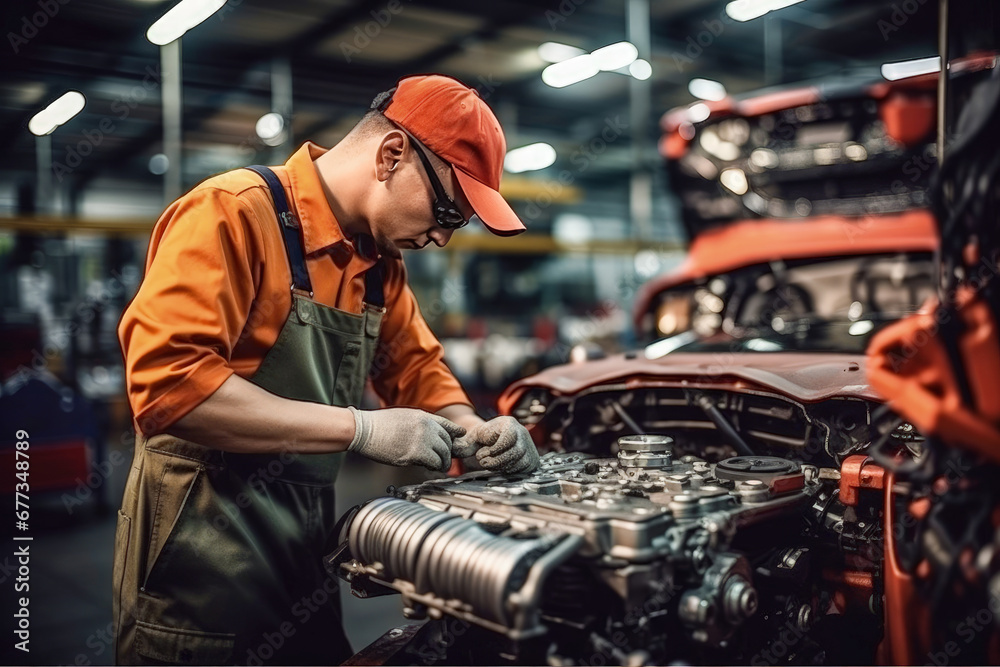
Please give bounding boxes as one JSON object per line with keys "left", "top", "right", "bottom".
{"left": 328, "top": 433, "right": 883, "bottom": 665}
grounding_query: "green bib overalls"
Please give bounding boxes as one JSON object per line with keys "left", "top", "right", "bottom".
{"left": 113, "top": 165, "right": 384, "bottom": 665}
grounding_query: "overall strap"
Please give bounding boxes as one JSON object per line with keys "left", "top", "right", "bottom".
{"left": 364, "top": 258, "right": 385, "bottom": 309}
{"left": 245, "top": 165, "right": 312, "bottom": 295}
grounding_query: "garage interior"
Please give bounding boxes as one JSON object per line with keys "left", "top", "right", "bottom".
{"left": 3, "top": 0, "right": 1000, "bottom": 665}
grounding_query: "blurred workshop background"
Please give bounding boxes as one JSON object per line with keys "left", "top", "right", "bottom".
{"left": 0, "top": 0, "right": 946, "bottom": 664}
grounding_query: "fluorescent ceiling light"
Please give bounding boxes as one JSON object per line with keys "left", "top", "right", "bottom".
{"left": 880, "top": 56, "right": 941, "bottom": 81}
{"left": 629, "top": 59, "right": 652, "bottom": 80}
{"left": 540, "top": 40, "right": 645, "bottom": 87}
{"left": 726, "top": 0, "right": 806, "bottom": 22}
{"left": 542, "top": 54, "right": 599, "bottom": 88}
{"left": 504, "top": 143, "right": 557, "bottom": 173}
{"left": 552, "top": 213, "right": 593, "bottom": 245}
{"left": 687, "top": 102, "right": 711, "bottom": 123}
{"left": 28, "top": 91, "right": 86, "bottom": 136}
{"left": 538, "top": 42, "right": 586, "bottom": 63}
{"left": 147, "top": 0, "right": 227, "bottom": 46}
{"left": 255, "top": 112, "right": 285, "bottom": 146}
{"left": 688, "top": 78, "right": 727, "bottom": 101}
{"left": 849, "top": 320, "right": 875, "bottom": 336}
{"left": 148, "top": 153, "right": 170, "bottom": 175}
{"left": 591, "top": 41, "right": 638, "bottom": 71}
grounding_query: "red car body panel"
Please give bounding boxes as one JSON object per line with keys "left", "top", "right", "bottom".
{"left": 497, "top": 351, "right": 880, "bottom": 416}
{"left": 631, "top": 208, "right": 938, "bottom": 334}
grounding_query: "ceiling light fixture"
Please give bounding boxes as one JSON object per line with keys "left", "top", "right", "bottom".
{"left": 28, "top": 91, "right": 86, "bottom": 136}
{"left": 880, "top": 56, "right": 941, "bottom": 81}
{"left": 725, "top": 0, "right": 805, "bottom": 22}
{"left": 147, "top": 0, "right": 227, "bottom": 45}
{"left": 538, "top": 42, "right": 587, "bottom": 63}
{"left": 541, "top": 41, "right": 644, "bottom": 88}
{"left": 629, "top": 59, "right": 652, "bottom": 80}
{"left": 504, "top": 143, "right": 557, "bottom": 173}
{"left": 591, "top": 41, "right": 638, "bottom": 71}
{"left": 542, "top": 54, "right": 600, "bottom": 88}
{"left": 255, "top": 112, "right": 286, "bottom": 146}
{"left": 688, "top": 78, "right": 727, "bottom": 101}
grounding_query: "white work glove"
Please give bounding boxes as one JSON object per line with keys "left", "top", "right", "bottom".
{"left": 347, "top": 406, "right": 466, "bottom": 472}
{"left": 452, "top": 416, "right": 540, "bottom": 474}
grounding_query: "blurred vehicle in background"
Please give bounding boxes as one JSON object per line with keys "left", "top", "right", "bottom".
{"left": 633, "top": 212, "right": 937, "bottom": 346}
{"left": 637, "top": 55, "right": 999, "bottom": 348}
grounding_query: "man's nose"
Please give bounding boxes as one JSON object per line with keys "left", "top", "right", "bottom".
{"left": 427, "top": 227, "right": 454, "bottom": 248}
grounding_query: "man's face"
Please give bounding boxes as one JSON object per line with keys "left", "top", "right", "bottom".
{"left": 369, "top": 135, "right": 475, "bottom": 259}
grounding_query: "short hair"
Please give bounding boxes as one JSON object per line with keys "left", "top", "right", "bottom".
{"left": 346, "top": 87, "right": 397, "bottom": 140}
{"left": 369, "top": 87, "right": 396, "bottom": 112}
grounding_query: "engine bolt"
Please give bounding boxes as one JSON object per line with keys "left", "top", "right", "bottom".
{"left": 796, "top": 604, "right": 813, "bottom": 630}
{"left": 723, "top": 577, "right": 758, "bottom": 623}
{"left": 737, "top": 480, "right": 770, "bottom": 503}
{"left": 670, "top": 494, "right": 700, "bottom": 518}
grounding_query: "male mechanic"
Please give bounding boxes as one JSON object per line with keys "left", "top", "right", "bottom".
{"left": 113, "top": 74, "right": 540, "bottom": 665}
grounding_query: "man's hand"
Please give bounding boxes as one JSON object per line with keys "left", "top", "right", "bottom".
{"left": 347, "top": 406, "right": 466, "bottom": 471}
{"left": 452, "top": 416, "right": 540, "bottom": 474}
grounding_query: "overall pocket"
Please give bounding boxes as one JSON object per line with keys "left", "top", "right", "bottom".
{"left": 141, "top": 454, "right": 203, "bottom": 592}
{"left": 134, "top": 620, "right": 235, "bottom": 664}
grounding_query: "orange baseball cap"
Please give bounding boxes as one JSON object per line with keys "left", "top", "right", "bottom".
{"left": 379, "top": 74, "right": 526, "bottom": 236}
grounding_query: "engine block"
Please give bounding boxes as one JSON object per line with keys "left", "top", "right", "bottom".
{"left": 327, "top": 436, "right": 851, "bottom": 665}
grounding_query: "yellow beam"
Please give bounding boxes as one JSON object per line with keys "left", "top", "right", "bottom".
{"left": 0, "top": 216, "right": 153, "bottom": 237}
{"left": 0, "top": 216, "right": 682, "bottom": 255}
{"left": 499, "top": 177, "right": 583, "bottom": 203}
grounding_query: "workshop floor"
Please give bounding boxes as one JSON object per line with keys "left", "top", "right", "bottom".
{"left": 2, "top": 440, "right": 432, "bottom": 666}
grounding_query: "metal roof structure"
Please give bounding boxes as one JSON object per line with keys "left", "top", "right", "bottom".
{"left": 1, "top": 0, "right": 936, "bottom": 223}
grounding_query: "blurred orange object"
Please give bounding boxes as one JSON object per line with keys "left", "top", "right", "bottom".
{"left": 867, "top": 287, "right": 1000, "bottom": 463}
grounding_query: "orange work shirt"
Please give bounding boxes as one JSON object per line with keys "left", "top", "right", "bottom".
{"left": 118, "top": 141, "right": 472, "bottom": 436}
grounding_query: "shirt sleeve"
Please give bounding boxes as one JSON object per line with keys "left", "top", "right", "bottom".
{"left": 369, "top": 258, "right": 474, "bottom": 413}
{"left": 118, "top": 187, "right": 261, "bottom": 435}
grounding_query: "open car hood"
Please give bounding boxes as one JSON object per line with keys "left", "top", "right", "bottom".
{"left": 498, "top": 351, "right": 879, "bottom": 413}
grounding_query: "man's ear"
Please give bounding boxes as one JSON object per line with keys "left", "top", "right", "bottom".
{"left": 375, "top": 130, "right": 407, "bottom": 182}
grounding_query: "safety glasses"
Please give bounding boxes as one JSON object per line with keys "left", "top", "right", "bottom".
{"left": 407, "top": 136, "right": 480, "bottom": 230}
